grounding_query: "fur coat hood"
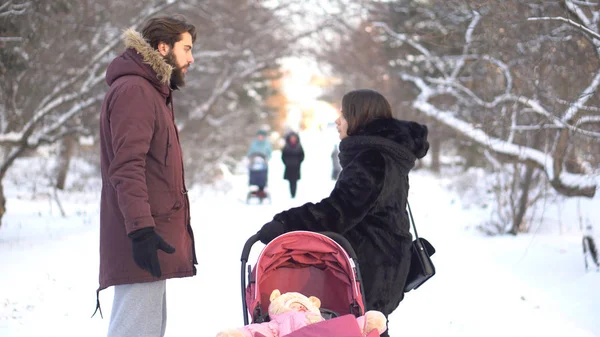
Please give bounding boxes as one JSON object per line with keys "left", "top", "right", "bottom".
{"left": 105, "top": 29, "right": 173, "bottom": 96}
{"left": 339, "top": 118, "right": 429, "bottom": 173}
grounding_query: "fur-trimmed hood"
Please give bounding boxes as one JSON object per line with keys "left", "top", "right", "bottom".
{"left": 351, "top": 118, "right": 429, "bottom": 158}
{"left": 339, "top": 118, "right": 429, "bottom": 173}
{"left": 105, "top": 29, "right": 173, "bottom": 95}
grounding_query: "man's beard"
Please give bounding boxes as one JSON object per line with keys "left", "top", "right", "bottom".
{"left": 164, "top": 51, "right": 187, "bottom": 89}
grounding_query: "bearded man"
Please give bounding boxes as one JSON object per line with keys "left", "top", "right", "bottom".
{"left": 97, "top": 15, "right": 197, "bottom": 337}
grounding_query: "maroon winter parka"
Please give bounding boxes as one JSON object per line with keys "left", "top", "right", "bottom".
{"left": 98, "top": 29, "right": 196, "bottom": 292}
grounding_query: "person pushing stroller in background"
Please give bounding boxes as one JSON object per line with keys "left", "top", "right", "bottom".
{"left": 247, "top": 130, "right": 272, "bottom": 202}
{"left": 248, "top": 130, "right": 272, "bottom": 160}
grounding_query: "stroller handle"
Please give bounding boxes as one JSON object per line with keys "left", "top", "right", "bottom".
{"left": 241, "top": 232, "right": 261, "bottom": 262}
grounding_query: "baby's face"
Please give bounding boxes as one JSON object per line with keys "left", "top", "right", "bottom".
{"left": 289, "top": 302, "right": 308, "bottom": 312}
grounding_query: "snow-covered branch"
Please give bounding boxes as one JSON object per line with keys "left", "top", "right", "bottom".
{"left": 36, "top": 1, "right": 178, "bottom": 112}
{"left": 193, "top": 50, "right": 232, "bottom": 58}
{"left": 446, "top": 54, "right": 514, "bottom": 93}
{"left": 28, "top": 94, "right": 104, "bottom": 147}
{"left": 418, "top": 74, "right": 600, "bottom": 138}
{"left": 372, "top": 21, "right": 449, "bottom": 77}
{"left": 189, "top": 67, "right": 235, "bottom": 121}
{"left": 0, "top": 1, "right": 185, "bottom": 182}
{"left": 0, "top": 132, "right": 23, "bottom": 145}
{"left": 566, "top": 0, "right": 596, "bottom": 27}
{"left": 526, "top": 3, "right": 600, "bottom": 136}
{"left": 553, "top": 97, "right": 600, "bottom": 112}
{"left": 387, "top": 11, "right": 599, "bottom": 139}
{"left": 186, "top": 11, "right": 328, "bottom": 125}
{"left": 0, "top": 93, "right": 102, "bottom": 147}
{"left": 561, "top": 69, "right": 600, "bottom": 123}
{"left": 451, "top": 11, "right": 482, "bottom": 79}
{"left": 0, "top": 1, "right": 30, "bottom": 18}
{"left": 575, "top": 115, "right": 600, "bottom": 126}
{"left": 188, "top": 60, "right": 267, "bottom": 121}
{"left": 0, "top": 37, "right": 22, "bottom": 42}
{"left": 510, "top": 124, "right": 563, "bottom": 131}
{"left": 528, "top": 16, "right": 600, "bottom": 41}
{"left": 402, "top": 73, "right": 597, "bottom": 197}
{"left": 570, "top": 0, "right": 598, "bottom": 6}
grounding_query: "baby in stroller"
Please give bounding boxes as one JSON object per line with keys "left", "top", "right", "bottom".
{"left": 247, "top": 153, "right": 270, "bottom": 203}
{"left": 217, "top": 289, "right": 385, "bottom": 337}
{"left": 221, "top": 231, "right": 387, "bottom": 337}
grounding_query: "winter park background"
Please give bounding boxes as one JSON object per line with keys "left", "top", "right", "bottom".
{"left": 1, "top": 1, "right": 600, "bottom": 337}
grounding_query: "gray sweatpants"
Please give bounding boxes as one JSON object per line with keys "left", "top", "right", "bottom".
{"left": 107, "top": 280, "right": 167, "bottom": 337}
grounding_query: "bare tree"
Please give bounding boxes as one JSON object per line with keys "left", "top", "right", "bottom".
{"left": 363, "top": 0, "right": 600, "bottom": 199}
{"left": 312, "top": 0, "right": 600, "bottom": 233}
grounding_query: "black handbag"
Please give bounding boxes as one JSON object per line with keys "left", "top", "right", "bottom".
{"left": 404, "top": 201, "right": 436, "bottom": 292}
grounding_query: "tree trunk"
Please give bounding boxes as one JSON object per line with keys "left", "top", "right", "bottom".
{"left": 464, "top": 143, "right": 478, "bottom": 170}
{"left": 0, "top": 181, "right": 5, "bottom": 227}
{"left": 430, "top": 135, "right": 441, "bottom": 173}
{"left": 0, "top": 145, "right": 29, "bottom": 226}
{"left": 55, "top": 135, "right": 76, "bottom": 190}
{"left": 509, "top": 131, "right": 542, "bottom": 235}
{"left": 509, "top": 161, "right": 536, "bottom": 235}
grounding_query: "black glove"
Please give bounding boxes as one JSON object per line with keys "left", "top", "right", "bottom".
{"left": 258, "top": 220, "right": 286, "bottom": 244}
{"left": 129, "top": 228, "right": 175, "bottom": 278}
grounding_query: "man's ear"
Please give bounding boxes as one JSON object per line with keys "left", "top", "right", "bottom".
{"left": 157, "top": 41, "right": 170, "bottom": 56}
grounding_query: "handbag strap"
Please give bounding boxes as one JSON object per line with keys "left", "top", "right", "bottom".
{"left": 407, "top": 201, "right": 420, "bottom": 240}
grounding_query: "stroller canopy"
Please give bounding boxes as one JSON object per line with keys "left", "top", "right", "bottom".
{"left": 246, "top": 231, "right": 365, "bottom": 321}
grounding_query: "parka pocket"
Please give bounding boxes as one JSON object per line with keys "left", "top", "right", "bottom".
{"left": 148, "top": 190, "right": 182, "bottom": 218}
{"left": 149, "top": 125, "right": 171, "bottom": 167}
{"left": 164, "top": 129, "right": 172, "bottom": 166}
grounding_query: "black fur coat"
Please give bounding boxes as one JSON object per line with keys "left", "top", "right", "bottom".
{"left": 272, "top": 117, "right": 429, "bottom": 317}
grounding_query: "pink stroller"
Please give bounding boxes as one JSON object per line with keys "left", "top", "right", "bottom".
{"left": 240, "top": 231, "right": 380, "bottom": 336}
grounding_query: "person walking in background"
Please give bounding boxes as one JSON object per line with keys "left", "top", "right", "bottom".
{"left": 331, "top": 143, "right": 341, "bottom": 180}
{"left": 257, "top": 89, "right": 429, "bottom": 337}
{"left": 98, "top": 16, "right": 197, "bottom": 337}
{"left": 281, "top": 132, "right": 305, "bottom": 198}
{"left": 247, "top": 130, "right": 272, "bottom": 160}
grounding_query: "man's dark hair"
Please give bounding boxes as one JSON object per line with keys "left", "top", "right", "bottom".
{"left": 342, "top": 89, "right": 393, "bottom": 135}
{"left": 141, "top": 15, "right": 196, "bottom": 50}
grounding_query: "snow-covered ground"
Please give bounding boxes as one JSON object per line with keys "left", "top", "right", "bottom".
{"left": 0, "top": 129, "right": 599, "bottom": 337}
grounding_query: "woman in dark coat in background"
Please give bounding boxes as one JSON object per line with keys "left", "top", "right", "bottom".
{"left": 258, "top": 89, "right": 429, "bottom": 336}
{"left": 281, "top": 132, "right": 304, "bottom": 198}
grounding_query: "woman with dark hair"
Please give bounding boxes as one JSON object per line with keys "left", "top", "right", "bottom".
{"left": 258, "top": 89, "right": 429, "bottom": 336}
